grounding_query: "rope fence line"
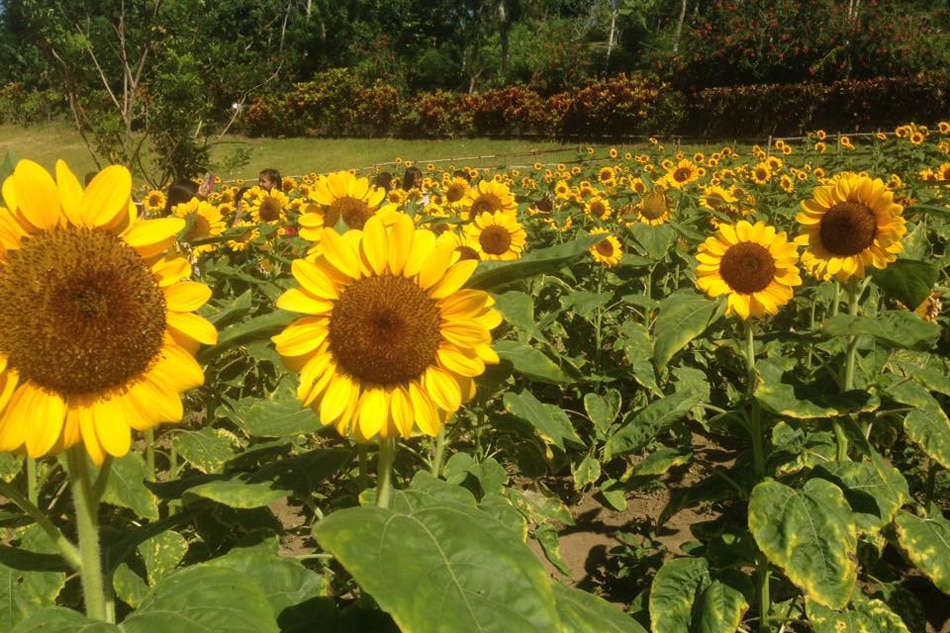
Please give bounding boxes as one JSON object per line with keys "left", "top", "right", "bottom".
{"left": 220, "top": 127, "right": 912, "bottom": 186}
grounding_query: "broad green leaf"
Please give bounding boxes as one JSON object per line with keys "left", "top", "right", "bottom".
{"left": 749, "top": 479, "right": 857, "bottom": 609}
{"left": 11, "top": 607, "right": 120, "bottom": 633}
{"left": 631, "top": 448, "right": 691, "bottom": 477}
{"left": 206, "top": 288, "right": 253, "bottom": 328}
{"left": 584, "top": 389, "right": 622, "bottom": 434}
{"left": 493, "top": 291, "right": 545, "bottom": 340}
{"left": 398, "top": 471, "right": 478, "bottom": 509}
{"left": 756, "top": 378, "right": 878, "bottom": 419}
{"left": 560, "top": 290, "right": 612, "bottom": 318}
{"left": 554, "top": 582, "right": 647, "bottom": 633}
{"left": 441, "top": 455, "right": 508, "bottom": 497}
{"left": 503, "top": 390, "right": 584, "bottom": 450}
{"left": 467, "top": 233, "right": 604, "bottom": 290}
{"left": 535, "top": 525, "right": 571, "bottom": 576}
{"left": 652, "top": 290, "right": 722, "bottom": 370}
{"left": 617, "top": 322, "right": 660, "bottom": 394}
{"left": 822, "top": 312, "right": 940, "bottom": 350}
{"left": 649, "top": 557, "right": 750, "bottom": 633}
{"left": 479, "top": 493, "right": 528, "bottom": 541}
{"left": 122, "top": 566, "right": 279, "bottom": 633}
{"left": 185, "top": 479, "right": 288, "bottom": 509}
{"left": 817, "top": 461, "right": 908, "bottom": 535}
{"left": 139, "top": 530, "right": 188, "bottom": 586}
{"left": 246, "top": 447, "right": 352, "bottom": 498}
{"left": 0, "top": 453, "right": 22, "bottom": 482}
{"left": 227, "top": 396, "right": 322, "bottom": 438}
{"left": 870, "top": 259, "right": 939, "bottom": 310}
{"left": 0, "top": 552, "right": 66, "bottom": 630}
{"left": 509, "top": 489, "right": 575, "bottom": 526}
{"left": 903, "top": 405, "right": 950, "bottom": 470}
{"left": 630, "top": 222, "right": 674, "bottom": 260}
{"left": 573, "top": 455, "right": 601, "bottom": 490}
{"left": 807, "top": 595, "right": 912, "bottom": 633}
{"left": 314, "top": 501, "right": 561, "bottom": 633}
{"left": 894, "top": 511, "right": 950, "bottom": 594}
{"left": 495, "top": 340, "right": 573, "bottom": 384}
{"left": 172, "top": 428, "right": 235, "bottom": 474}
{"left": 202, "top": 540, "right": 328, "bottom": 616}
{"left": 198, "top": 309, "right": 297, "bottom": 362}
{"left": 599, "top": 479, "right": 627, "bottom": 512}
{"left": 102, "top": 452, "right": 159, "bottom": 520}
{"left": 604, "top": 388, "right": 702, "bottom": 459}
{"left": 113, "top": 562, "right": 149, "bottom": 608}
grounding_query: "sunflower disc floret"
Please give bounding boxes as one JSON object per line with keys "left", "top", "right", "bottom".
{"left": 272, "top": 212, "right": 501, "bottom": 442}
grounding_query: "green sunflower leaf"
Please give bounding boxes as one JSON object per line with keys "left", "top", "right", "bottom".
{"left": 503, "top": 389, "right": 584, "bottom": 450}
{"left": 822, "top": 311, "right": 940, "bottom": 350}
{"left": 649, "top": 556, "right": 751, "bottom": 633}
{"left": 903, "top": 404, "right": 950, "bottom": 470}
{"left": 495, "top": 340, "right": 573, "bottom": 384}
{"left": 184, "top": 478, "right": 288, "bottom": 509}
{"left": 603, "top": 388, "right": 702, "bottom": 459}
{"left": 11, "top": 607, "right": 120, "bottom": 633}
{"left": 466, "top": 233, "right": 604, "bottom": 291}
{"left": 748, "top": 478, "right": 857, "bottom": 609}
{"left": 121, "top": 566, "right": 279, "bottom": 633}
{"left": 815, "top": 460, "right": 908, "bottom": 535}
{"left": 870, "top": 259, "right": 939, "bottom": 310}
{"left": 172, "top": 427, "right": 235, "bottom": 474}
{"left": 102, "top": 452, "right": 159, "bottom": 520}
{"left": 314, "top": 500, "right": 561, "bottom": 633}
{"left": 139, "top": 530, "right": 189, "bottom": 587}
{"left": 806, "top": 595, "right": 912, "bottom": 633}
{"left": 652, "top": 290, "right": 723, "bottom": 371}
{"left": 197, "top": 309, "right": 297, "bottom": 363}
{"left": 894, "top": 511, "right": 950, "bottom": 594}
{"left": 554, "top": 583, "right": 647, "bottom": 633}
{"left": 0, "top": 551, "right": 66, "bottom": 630}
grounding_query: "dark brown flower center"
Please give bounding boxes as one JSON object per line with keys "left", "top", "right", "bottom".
{"left": 259, "top": 197, "right": 282, "bottom": 222}
{"left": 326, "top": 197, "right": 373, "bottom": 230}
{"left": 479, "top": 226, "right": 512, "bottom": 255}
{"left": 185, "top": 214, "right": 211, "bottom": 242}
{"left": 456, "top": 245, "right": 480, "bottom": 261}
{"left": 327, "top": 275, "right": 441, "bottom": 387}
{"left": 471, "top": 194, "right": 501, "bottom": 216}
{"left": 720, "top": 242, "right": 776, "bottom": 294}
{"left": 818, "top": 202, "right": 877, "bottom": 256}
{"left": 595, "top": 239, "right": 615, "bottom": 257}
{"left": 589, "top": 201, "right": 608, "bottom": 218}
{"left": 446, "top": 183, "right": 466, "bottom": 203}
{"left": 640, "top": 192, "right": 669, "bottom": 220}
{"left": 673, "top": 167, "right": 692, "bottom": 182}
{"left": 0, "top": 227, "right": 166, "bottom": 396}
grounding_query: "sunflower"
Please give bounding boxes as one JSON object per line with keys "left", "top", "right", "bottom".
{"left": 0, "top": 160, "right": 216, "bottom": 464}
{"left": 271, "top": 213, "right": 500, "bottom": 441}
{"left": 309, "top": 171, "right": 386, "bottom": 230}
{"left": 464, "top": 210, "right": 527, "bottom": 261}
{"left": 247, "top": 187, "right": 290, "bottom": 225}
{"left": 634, "top": 189, "right": 673, "bottom": 226}
{"left": 696, "top": 220, "right": 802, "bottom": 320}
{"left": 143, "top": 189, "right": 166, "bottom": 215}
{"left": 584, "top": 195, "right": 612, "bottom": 222}
{"left": 442, "top": 176, "right": 471, "bottom": 204}
{"left": 589, "top": 229, "right": 623, "bottom": 267}
{"left": 662, "top": 158, "right": 701, "bottom": 190}
{"left": 796, "top": 174, "right": 906, "bottom": 281}
{"left": 174, "top": 197, "right": 226, "bottom": 256}
{"left": 462, "top": 180, "right": 517, "bottom": 219}
{"left": 749, "top": 162, "right": 772, "bottom": 185}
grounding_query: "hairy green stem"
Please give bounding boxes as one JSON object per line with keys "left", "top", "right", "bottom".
{"left": 430, "top": 427, "right": 447, "bottom": 478}
{"left": 376, "top": 438, "right": 397, "bottom": 509}
{"left": 745, "top": 321, "right": 771, "bottom": 633}
{"left": 144, "top": 429, "right": 156, "bottom": 482}
{"left": 66, "top": 447, "right": 111, "bottom": 622}
{"left": 26, "top": 457, "right": 38, "bottom": 506}
{"left": 0, "top": 479, "right": 81, "bottom": 571}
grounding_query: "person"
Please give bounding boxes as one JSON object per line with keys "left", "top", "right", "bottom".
{"left": 258, "top": 168, "right": 282, "bottom": 193}
{"left": 164, "top": 180, "right": 200, "bottom": 215}
{"left": 402, "top": 166, "right": 423, "bottom": 191}
{"left": 374, "top": 171, "right": 394, "bottom": 192}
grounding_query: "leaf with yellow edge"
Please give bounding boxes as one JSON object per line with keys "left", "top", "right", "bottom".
{"left": 806, "top": 594, "right": 911, "bottom": 633}
{"left": 649, "top": 556, "right": 751, "bottom": 633}
{"left": 749, "top": 479, "right": 857, "bottom": 609}
{"left": 895, "top": 511, "right": 950, "bottom": 594}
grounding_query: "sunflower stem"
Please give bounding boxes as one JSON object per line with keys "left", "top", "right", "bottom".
{"left": 430, "top": 427, "right": 447, "bottom": 478}
{"left": 835, "top": 279, "right": 862, "bottom": 461}
{"left": 376, "top": 438, "right": 397, "bottom": 509}
{"left": 66, "top": 446, "right": 110, "bottom": 622}
{"left": 0, "top": 478, "right": 81, "bottom": 571}
{"left": 745, "top": 321, "right": 771, "bottom": 633}
{"left": 357, "top": 445, "right": 369, "bottom": 492}
{"left": 26, "top": 456, "right": 38, "bottom": 506}
{"left": 145, "top": 429, "right": 156, "bottom": 482}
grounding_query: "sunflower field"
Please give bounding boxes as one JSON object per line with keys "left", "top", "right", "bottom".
{"left": 0, "top": 125, "right": 948, "bottom": 633}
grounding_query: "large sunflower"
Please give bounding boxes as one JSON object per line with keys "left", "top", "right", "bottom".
{"left": 271, "top": 213, "right": 501, "bottom": 441}
{"left": 246, "top": 187, "right": 291, "bottom": 225}
{"left": 464, "top": 210, "right": 527, "bottom": 261}
{"left": 0, "top": 160, "right": 217, "bottom": 463}
{"left": 174, "top": 197, "right": 226, "bottom": 256}
{"left": 308, "top": 171, "right": 386, "bottom": 230}
{"left": 696, "top": 220, "right": 802, "bottom": 320}
{"left": 462, "top": 180, "right": 517, "bottom": 219}
{"left": 633, "top": 189, "right": 673, "bottom": 226}
{"left": 796, "top": 173, "right": 906, "bottom": 281}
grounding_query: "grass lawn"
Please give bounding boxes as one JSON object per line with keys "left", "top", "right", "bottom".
{"left": 1, "top": 122, "right": 585, "bottom": 186}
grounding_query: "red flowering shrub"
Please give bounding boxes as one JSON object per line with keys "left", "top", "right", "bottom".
{"left": 398, "top": 90, "right": 471, "bottom": 138}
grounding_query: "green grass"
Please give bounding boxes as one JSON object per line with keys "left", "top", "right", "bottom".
{"left": 1, "top": 122, "right": 584, "bottom": 187}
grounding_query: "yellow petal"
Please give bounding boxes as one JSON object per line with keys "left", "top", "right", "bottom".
{"left": 320, "top": 373, "right": 358, "bottom": 427}
{"left": 355, "top": 388, "right": 389, "bottom": 441}
{"left": 276, "top": 287, "right": 334, "bottom": 315}
{"left": 318, "top": 228, "right": 362, "bottom": 279}
{"left": 424, "top": 366, "right": 461, "bottom": 412}
{"left": 56, "top": 160, "right": 85, "bottom": 226}
{"left": 91, "top": 397, "right": 132, "bottom": 458}
{"left": 387, "top": 213, "right": 416, "bottom": 275}
{"left": 390, "top": 386, "right": 414, "bottom": 438}
{"left": 165, "top": 281, "right": 212, "bottom": 312}
{"left": 12, "top": 160, "right": 62, "bottom": 231}
{"left": 429, "top": 259, "right": 478, "bottom": 300}
{"left": 167, "top": 312, "right": 218, "bottom": 347}
{"left": 437, "top": 346, "right": 484, "bottom": 377}
{"left": 409, "top": 381, "right": 440, "bottom": 436}
{"left": 123, "top": 217, "right": 185, "bottom": 258}
{"left": 82, "top": 165, "right": 132, "bottom": 227}
{"left": 361, "top": 214, "right": 389, "bottom": 275}
{"left": 272, "top": 317, "right": 327, "bottom": 357}
{"left": 292, "top": 258, "right": 340, "bottom": 300}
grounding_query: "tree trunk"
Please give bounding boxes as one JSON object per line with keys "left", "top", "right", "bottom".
{"left": 673, "top": 0, "right": 687, "bottom": 54}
